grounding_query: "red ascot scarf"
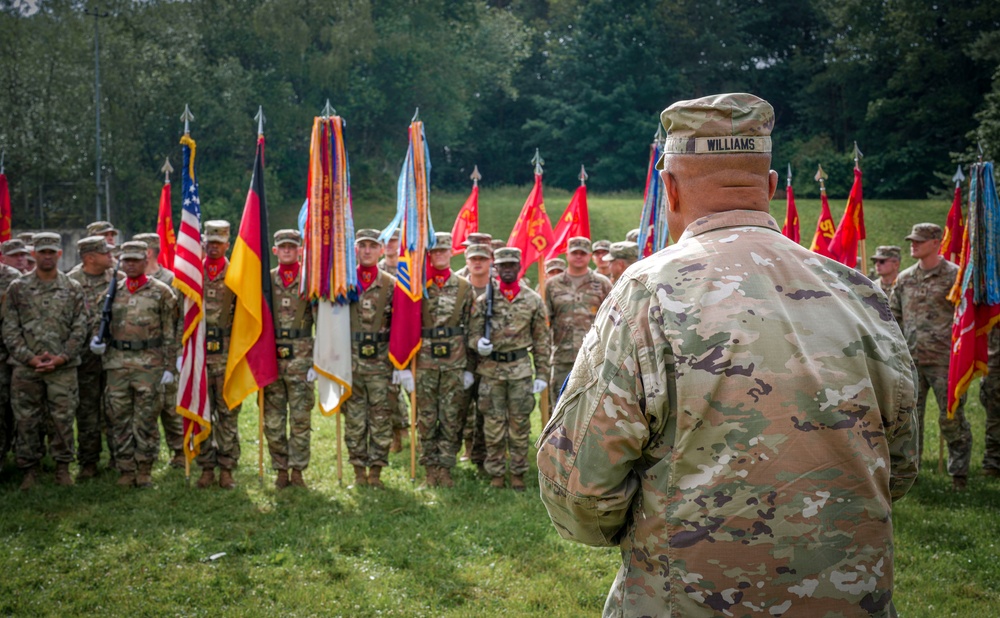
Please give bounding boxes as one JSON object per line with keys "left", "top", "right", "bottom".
{"left": 426, "top": 265, "right": 451, "bottom": 288}
{"left": 205, "top": 256, "right": 226, "bottom": 281}
{"left": 279, "top": 262, "right": 300, "bottom": 288}
{"left": 499, "top": 280, "right": 520, "bottom": 302}
{"left": 358, "top": 264, "right": 379, "bottom": 291}
{"left": 126, "top": 274, "right": 148, "bottom": 295}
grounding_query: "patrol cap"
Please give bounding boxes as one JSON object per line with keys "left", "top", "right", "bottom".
{"left": 133, "top": 233, "right": 160, "bottom": 251}
{"left": 87, "top": 220, "right": 119, "bottom": 237}
{"left": 430, "top": 232, "right": 452, "bottom": 252}
{"left": 592, "top": 239, "right": 611, "bottom": 253}
{"left": 625, "top": 228, "right": 640, "bottom": 243}
{"left": 905, "top": 223, "right": 943, "bottom": 242}
{"left": 545, "top": 257, "right": 567, "bottom": 273}
{"left": 77, "top": 235, "right": 112, "bottom": 256}
{"left": 463, "top": 232, "right": 493, "bottom": 247}
{"left": 493, "top": 247, "right": 521, "bottom": 265}
{"left": 871, "top": 245, "right": 902, "bottom": 261}
{"left": 32, "top": 232, "right": 62, "bottom": 252}
{"left": 17, "top": 232, "right": 34, "bottom": 244}
{"left": 273, "top": 229, "right": 302, "bottom": 247}
{"left": 204, "top": 220, "right": 231, "bottom": 243}
{"left": 603, "top": 241, "right": 639, "bottom": 262}
{"left": 656, "top": 93, "right": 774, "bottom": 169}
{"left": 355, "top": 228, "right": 383, "bottom": 245}
{"left": 567, "top": 236, "right": 592, "bottom": 254}
{"left": 120, "top": 240, "right": 148, "bottom": 261}
{"left": 465, "top": 243, "right": 492, "bottom": 259}
{"left": 1, "top": 239, "right": 29, "bottom": 256}
{"left": 389, "top": 228, "right": 400, "bottom": 241}
{"left": 490, "top": 239, "right": 507, "bottom": 251}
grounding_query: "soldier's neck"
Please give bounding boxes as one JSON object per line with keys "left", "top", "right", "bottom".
{"left": 918, "top": 254, "right": 942, "bottom": 271}
{"left": 34, "top": 267, "right": 58, "bottom": 281}
{"left": 469, "top": 272, "right": 491, "bottom": 287}
{"left": 145, "top": 263, "right": 161, "bottom": 276}
{"left": 82, "top": 263, "right": 106, "bottom": 276}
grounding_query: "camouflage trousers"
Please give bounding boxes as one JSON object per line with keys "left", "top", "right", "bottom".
{"left": 343, "top": 373, "right": 393, "bottom": 468}
{"left": 416, "top": 367, "right": 470, "bottom": 469}
{"left": 916, "top": 364, "right": 971, "bottom": 477}
{"left": 478, "top": 375, "right": 534, "bottom": 477}
{"left": 0, "top": 364, "right": 13, "bottom": 464}
{"left": 104, "top": 367, "right": 163, "bottom": 472}
{"left": 11, "top": 365, "right": 78, "bottom": 467}
{"left": 460, "top": 374, "right": 486, "bottom": 464}
{"left": 76, "top": 351, "right": 109, "bottom": 465}
{"left": 982, "top": 370, "right": 1000, "bottom": 472}
{"left": 160, "top": 379, "right": 184, "bottom": 453}
{"left": 549, "top": 363, "right": 573, "bottom": 410}
{"left": 263, "top": 369, "right": 315, "bottom": 471}
{"left": 196, "top": 366, "right": 241, "bottom": 470}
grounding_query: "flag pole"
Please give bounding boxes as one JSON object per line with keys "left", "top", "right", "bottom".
{"left": 853, "top": 142, "right": 866, "bottom": 266}
{"left": 531, "top": 149, "right": 551, "bottom": 428}
{"left": 181, "top": 104, "right": 194, "bottom": 488}
{"left": 258, "top": 390, "right": 265, "bottom": 485}
{"left": 410, "top": 358, "right": 418, "bottom": 483}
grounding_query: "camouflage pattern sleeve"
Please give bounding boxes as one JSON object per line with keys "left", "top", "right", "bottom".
{"left": 1, "top": 280, "right": 33, "bottom": 364}
{"left": 64, "top": 279, "right": 88, "bottom": 361}
{"left": 530, "top": 293, "right": 552, "bottom": 382}
{"left": 161, "top": 283, "right": 179, "bottom": 371}
{"left": 888, "top": 283, "right": 902, "bottom": 326}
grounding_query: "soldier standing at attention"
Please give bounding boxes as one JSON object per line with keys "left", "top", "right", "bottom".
{"left": 2, "top": 233, "right": 88, "bottom": 490}
{"left": 0, "top": 242, "right": 24, "bottom": 467}
{"left": 891, "top": 222, "right": 972, "bottom": 490}
{"left": 264, "top": 230, "right": 316, "bottom": 490}
{"left": 982, "top": 330, "right": 1000, "bottom": 479}
{"left": 346, "top": 229, "right": 398, "bottom": 489}
{"left": 459, "top": 242, "right": 493, "bottom": 469}
{"left": 416, "top": 232, "right": 475, "bottom": 487}
{"left": 591, "top": 239, "right": 612, "bottom": 278}
{"left": 544, "top": 236, "right": 611, "bottom": 408}
{"left": 469, "top": 247, "right": 550, "bottom": 491}
{"left": 133, "top": 232, "right": 186, "bottom": 468}
{"left": 67, "top": 236, "right": 118, "bottom": 479}
{"left": 378, "top": 228, "right": 409, "bottom": 453}
{"left": 454, "top": 232, "right": 492, "bottom": 279}
{"left": 88, "top": 241, "right": 176, "bottom": 488}
{"left": 871, "top": 245, "right": 902, "bottom": 297}
{"left": 603, "top": 241, "right": 639, "bottom": 284}
{"left": 542, "top": 258, "right": 566, "bottom": 281}
{"left": 197, "top": 220, "right": 239, "bottom": 489}
{"left": 1, "top": 239, "right": 29, "bottom": 274}
{"left": 86, "top": 221, "right": 119, "bottom": 248}
{"left": 538, "top": 94, "right": 919, "bottom": 616}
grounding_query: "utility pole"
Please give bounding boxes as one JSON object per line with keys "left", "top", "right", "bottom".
{"left": 84, "top": 6, "right": 109, "bottom": 222}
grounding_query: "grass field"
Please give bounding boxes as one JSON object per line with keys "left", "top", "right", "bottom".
{"left": 1, "top": 189, "right": 997, "bottom": 616}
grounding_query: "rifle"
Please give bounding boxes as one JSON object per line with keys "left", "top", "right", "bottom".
{"left": 484, "top": 278, "right": 494, "bottom": 341}
{"left": 95, "top": 260, "right": 119, "bottom": 344}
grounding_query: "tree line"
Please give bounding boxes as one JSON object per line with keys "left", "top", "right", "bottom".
{"left": 2, "top": 0, "right": 999, "bottom": 234}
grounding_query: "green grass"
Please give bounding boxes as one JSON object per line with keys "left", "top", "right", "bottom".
{"left": 2, "top": 192, "right": 996, "bottom": 616}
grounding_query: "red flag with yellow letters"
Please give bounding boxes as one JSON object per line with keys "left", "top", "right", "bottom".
{"left": 940, "top": 185, "right": 964, "bottom": 263}
{"left": 809, "top": 191, "right": 836, "bottom": 258}
{"left": 507, "top": 173, "right": 554, "bottom": 280}
{"left": 156, "top": 180, "right": 176, "bottom": 269}
{"left": 826, "top": 168, "right": 865, "bottom": 268}
{"left": 450, "top": 184, "right": 478, "bottom": 256}
{"left": 546, "top": 184, "right": 590, "bottom": 260}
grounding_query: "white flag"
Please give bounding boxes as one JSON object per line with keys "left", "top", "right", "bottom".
{"left": 314, "top": 300, "right": 352, "bottom": 415}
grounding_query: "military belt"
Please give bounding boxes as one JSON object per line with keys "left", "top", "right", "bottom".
{"left": 490, "top": 348, "right": 528, "bottom": 363}
{"left": 276, "top": 327, "right": 311, "bottom": 340}
{"left": 110, "top": 337, "right": 164, "bottom": 352}
{"left": 421, "top": 326, "right": 465, "bottom": 339}
{"left": 351, "top": 332, "right": 389, "bottom": 343}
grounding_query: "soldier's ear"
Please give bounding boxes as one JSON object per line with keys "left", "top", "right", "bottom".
{"left": 662, "top": 171, "right": 679, "bottom": 213}
{"left": 767, "top": 169, "right": 779, "bottom": 201}
{"left": 272, "top": 247, "right": 278, "bottom": 256}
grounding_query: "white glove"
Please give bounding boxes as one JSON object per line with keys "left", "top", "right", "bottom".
{"left": 532, "top": 379, "right": 548, "bottom": 394}
{"left": 476, "top": 337, "right": 493, "bottom": 357}
{"left": 393, "top": 369, "right": 414, "bottom": 393}
{"left": 176, "top": 356, "right": 183, "bottom": 372}
{"left": 306, "top": 368, "right": 318, "bottom": 382}
{"left": 462, "top": 371, "right": 475, "bottom": 390}
{"left": 89, "top": 336, "right": 106, "bottom": 356}
{"left": 160, "top": 370, "right": 175, "bottom": 385}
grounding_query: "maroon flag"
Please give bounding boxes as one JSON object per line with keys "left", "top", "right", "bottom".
{"left": 546, "top": 183, "right": 590, "bottom": 260}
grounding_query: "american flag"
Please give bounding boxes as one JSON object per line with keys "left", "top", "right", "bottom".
{"left": 173, "top": 134, "right": 211, "bottom": 461}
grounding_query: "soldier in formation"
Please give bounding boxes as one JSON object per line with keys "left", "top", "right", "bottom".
{"left": 458, "top": 242, "right": 493, "bottom": 470}
{"left": 983, "top": 329, "right": 1000, "bottom": 478}
{"left": 871, "top": 244, "right": 902, "bottom": 297}
{"left": 603, "top": 241, "right": 638, "bottom": 284}
{"left": 590, "top": 239, "right": 612, "bottom": 278}
{"left": 0, "top": 241, "right": 23, "bottom": 467}
{"left": 378, "top": 229, "right": 410, "bottom": 454}
{"left": 542, "top": 257, "right": 565, "bottom": 280}
{"left": 1, "top": 239, "right": 29, "bottom": 273}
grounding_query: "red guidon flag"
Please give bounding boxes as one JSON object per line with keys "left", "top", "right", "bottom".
{"left": 940, "top": 185, "right": 965, "bottom": 263}
{"left": 827, "top": 168, "right": 866, "bottom": 268}
{"left": 782, "top": 183, "right": 800, "bottom": 244}
{"left": 546, "top": 183, "right": 590, "bottom": 260}
{"left": 507, "top": 173, "right": 554, "bottom": 280}
{"left": 0, "top": 170, "right": 11, "bottom": 242}
{"left": 450, "top": 183, "right": 478, "bottom": 256}
{"left": 156, "top": 177, "right": 177, "bottom": 270}
{"left": 223, "top": 134, "right": 279, "bottom": 408}
{"left": 810, "top": 190, "right": 836, "bottom": 258}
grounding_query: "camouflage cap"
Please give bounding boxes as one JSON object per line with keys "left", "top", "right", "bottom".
{"left": 430, "top": 232, "right": 452, "bottom": 252}
{"left": 545, "top": 257, "right": 567, "bottom": 273}
{"left": 32, "top": 232, "right": 62, "bottom": 252}
{"left": 1, "top": 239, "right": 29, "bottom": 256}
{"left": 133, "top": 233, "right": 160, "bottom": 251}
{"left": 463, "top": 232, "right": 493, "bottom": 247}
{"left": 119, "top": 240, "right": 148, "bottom": 261}
{"left": 204, "top": 220, "right": 231, "bottom": 243}
{"left": 905, "top": 223, "right": 943, "bottom": 242}
{"left": 871, "top": 245, "right": 902, "bottom": 261}
{"left": 625, "top": 228, "right": 640, "bottom": 243}
{"left": 77, "top": 235, "right": 112, "bottom": 256}
{"left": 25, "top": 251, "right": 36, "bottom": 262}
{"left": 493, "top": 247, "right": 522, "bottom": 265}
{"left": 656, "top": 93, "right": 774, "bottom": 169}
{"left": 567, "top": 236, "right": 592, "bottom": 254}
{"left": 490, "top": 239, "right": 507, "bottom": 251}
{"left": 87, "top": 220, "right": 119, "bottom": 236}
{"left": 355, "top": 228, "right": 383, "bottom": 245}
{"left": 17, "top": 232, "right": 34, "bottom": 244}
{"left": 592, "top": 239, "right": 611, "bottom": 253}
{"left": 465, "top": 243, "right": 492, "bottom": 259}
{"left": 603, "top": 241, "right": 639, "bottom": 262}
{"left": 389, "top": 228, "right": 401, "bottom": 241}
{"left": 273, "top": 229, "right": 302, "bottom": 247}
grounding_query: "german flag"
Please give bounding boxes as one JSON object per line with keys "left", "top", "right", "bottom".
{"left": 223, "top": 133, "right": 279, "bottom": 408}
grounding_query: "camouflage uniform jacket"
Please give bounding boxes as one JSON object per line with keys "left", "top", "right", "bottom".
{"left": 68, "top": 267, "right": 121, "bottom": 339}
{"left": 204, "top": 261, "right": 235, "bottom": 367}
{"left": 151, "top": 266, "right": 183, "bottom": 353}
{"left": 873, "top": 276, "right": 896, "bottom": 299}
{"left": 468, "top": 282, "right": 550, "bottom": 381}
{"left": 271, "top": 268, "right": 315, "bottom": 375}
{"left": 103, "top": 277, "right": 177, "bottom": 371}
{"left": 2, "top": 271, "right": 88, "bottom": 368}
{"left": 0, "top": 263, "right": 22, "bottom": 366}
{"left": 537, "top": 210, "right": 919, "bottom": 618}
{"left": 377, "top": 258, "right": 398, "bottom": 278}
{"left": 988, "top": 328, "right": 1000, "bottom": 371}
{"left": 418, "top": 271, "right": 475, "bottom": 371}
{"left": 350, "top": 270, "right": 394, "bottom": 376}
{"left": 889, "top": 258, "right": 958, "bottom": 367}
{"left": 544, "top": 269, "right": 612, "bottom": 366}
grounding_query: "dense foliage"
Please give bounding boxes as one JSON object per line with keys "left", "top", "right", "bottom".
{"left": 2, "top": 0, "right": 999, "bottom": 233}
